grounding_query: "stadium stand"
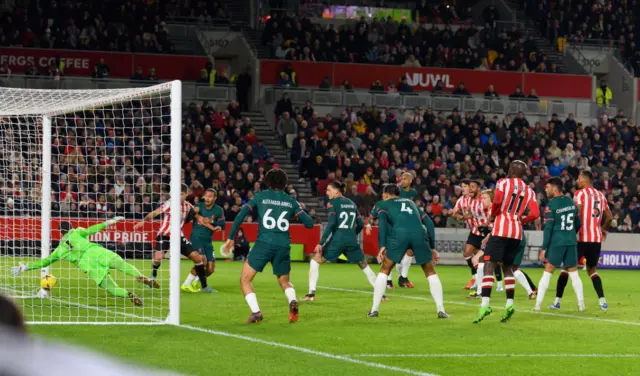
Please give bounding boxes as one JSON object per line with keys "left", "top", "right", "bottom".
{"left": 261, "top": 10, "right": 555, "bottom": 72}
{"left": 278, "top": 91, "right": 640, "bottom": 233}
{"left": 0, "top": 0, "right": 229, "bottom": 53}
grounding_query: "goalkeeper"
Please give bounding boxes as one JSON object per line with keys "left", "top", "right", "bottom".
{"left": 11, "top": 217, "right": 158, "bottom": 306}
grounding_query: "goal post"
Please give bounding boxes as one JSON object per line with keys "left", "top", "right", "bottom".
{"left": 0, "top": 81, "right": 182, "bottom": 325}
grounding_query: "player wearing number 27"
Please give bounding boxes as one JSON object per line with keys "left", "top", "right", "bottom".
{"left": 534, "top": 177, "right": 585, "bottom": 312}
{"left": 225, "top": 169, "right": 314, "bottom": 324}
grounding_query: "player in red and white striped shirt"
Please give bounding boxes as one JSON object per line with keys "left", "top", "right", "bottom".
{"left": 551, "top": 170, "right": 612, "bottom": 311}
{"left": 452, "top": 180, "right": 475, "bottom": 288}
{"left": 134, "top": 183, "right": 214, "bottom": 292}
{"left": 473, "top": 161, "right": 540, "bottom": 324}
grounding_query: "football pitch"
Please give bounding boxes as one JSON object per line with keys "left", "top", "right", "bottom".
{"left": 22, "top": 261, "right": 640, "bottom": 376}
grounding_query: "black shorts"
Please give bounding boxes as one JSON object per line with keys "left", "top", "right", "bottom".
{"left": 466, "top": 233, "right": 484, "bottom": 250}
{"left": 577, "top": 242, "right": 601, "bottom": 267}
{"left": 484, "top": 236, "right": 522, "bottom": 265}
{"left": 155, "top": 235, "right": 195, "bottom": 257}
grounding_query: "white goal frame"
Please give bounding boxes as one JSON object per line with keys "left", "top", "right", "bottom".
{"left": 0, "top": 80, "right": 182, "bottom": 325}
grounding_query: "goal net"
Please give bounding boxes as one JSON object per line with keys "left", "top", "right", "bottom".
{"left": 0, "top": 81, "right": 182, "bottom": 325}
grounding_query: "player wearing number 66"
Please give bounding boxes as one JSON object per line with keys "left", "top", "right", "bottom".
{"left": 533, "top": 177, "right": 585, "bottom": 312}
{"left": 224, "top": 168, "right": 314, "bottom": 324}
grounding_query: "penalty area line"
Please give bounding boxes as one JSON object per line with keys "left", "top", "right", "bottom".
{"left": 350, "top": 354, "right": 640, "bottom": 358}
{"left": 178, "top": 324, "right": 439, "bottom": 376}
{"left": 319, "top": 286, "right": 640, "bottom": 327}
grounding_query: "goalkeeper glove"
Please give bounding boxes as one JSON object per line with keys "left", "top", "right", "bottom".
{"left": 11, "top": 263, "right": 28, "bottom": 276}
{"left": 105, "top": 216, "right": 125, "bottom": 226}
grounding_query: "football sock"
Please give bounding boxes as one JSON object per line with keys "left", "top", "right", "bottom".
{"left": 427, "top": 274, "right": 445, "bottom": 312}
{"left": 465, "top": 256, "right": 476, "bottom": 276}
{"left": 151, "top": 261, "right": 161, "bottom": 278}
{"left": 387, "top": 272, "right": 393, "bottom": 281}
{"left": 308, "top": 259, "right": 320, "bottom": 293}
{"left": 362, "top": 265, "right": 377, "bottom": 287}
{"left": 99, "top": 276, "right": 129, "bottom": 298}
{"left": 401, "top": 255, "right": 412, "bottom": 279}
{"left": 476, "top": 263, "right": 484, "bottom": 295}
{"left": 523, "top": 270, "right": 537, "bottom": 291}
{"left": 372, "top": 273, "right": 388, "bottom": 312}
{"left": 556, "top": 270, "right": 569, "bottom": 299}
{"left": 504, "top": 276, "right": 515, "bottom": 306}
{"left": 245, "top": 292, "right": 260, "bottom": 313}
{"left": 569, "top": 270, "right": 584, "bottom": 307}
{"left": 284, "top": 287, "right": 297, "bottom": 304}
{"left": 481, "top": 274, "right": 495, "bottom": 308}
{"left": 513, "top": 269, "right": 533, "bottom": 295}
{"left": 589, "top": 272, "right": 605, "bottom": 299}
{"left": 194, "top": 263, "right": 208, "bottom": 288}
{"left": 395, "top": 263, "right": 403, "bottom": 279}
{"left": 109, "top": 256, "right": 143, "bottom": 278}
{"left": 495, "top": 266, "right": 503, "bottom": 282}
{"left": 535, "top": 271, "right": 552, "bottom": 307}
{"left": 182, "top": 273, "right": 198, "bottom": 287}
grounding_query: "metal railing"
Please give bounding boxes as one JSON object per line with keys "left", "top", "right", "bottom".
{"left": 265, "top": 87, "right": 613, "bottom": 119}
{"left": 0, "top": 76, "right": 237, "bottom": 103}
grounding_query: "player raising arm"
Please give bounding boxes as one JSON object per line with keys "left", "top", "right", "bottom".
{"left": 134, "top": 184, "right": 214, "bottom": 293}
{"left": 224, "top": 168, "right": 314, "bottom": 324}
{"left": 368, "top": 184, "right": 448, "bottom": 319}
{"left": 182, "top": 188, "right": 226, "bottom": 292}
{"left": 534, "top": 177, "right": 585, "bottom": 312}
{"left": 11, "top": 218, "right": 156, "bottom": 306}
{"left": 550, "top": 170, "right": 612, "bottom": 311}
{"left": 473, "top": 161, "right": 539, "bottom": 324}
{"left": 303, "top": 181, "right": 387, "bottom": 302}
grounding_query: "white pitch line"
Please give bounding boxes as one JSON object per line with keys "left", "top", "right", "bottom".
{"left": 178, "top": 324, "right": 438, "bottom": 376}
{"left": 319, "top": 285, "right": 640, "bottom": 327}
{"left": 351, "top": 354, "right": 640, "bottom": 358}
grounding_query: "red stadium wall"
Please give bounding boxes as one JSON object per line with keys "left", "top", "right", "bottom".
{"left": 0, "top": 47, "right": 209, "bottom": 80}
{"left": 259, "top": 60, "right": 595, "bottom": 99}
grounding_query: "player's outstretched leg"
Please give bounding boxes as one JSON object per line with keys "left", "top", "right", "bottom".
{"left": 550, "top": 269, "right": 569, "bottom": 309}
{"left": 278, "top": 274, "right": 299, "bottom": 323}
{"left": 240, "top": 262, "right": 263, "bottom": 323}
{"left": 359, "top": 261, "right": 389, "bottom": 302}
{"left": 99, "top": 275, "right": 142, "bottom": 306}
{"left": 108, "top": 254, "right": 159, "bottom": 289}
{"left": 421, "top": 262, "right": 448, "bottom": 318}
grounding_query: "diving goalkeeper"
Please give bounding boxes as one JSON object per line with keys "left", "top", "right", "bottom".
{"left": 11, "top": 217, "right": 158, "bottom": 306}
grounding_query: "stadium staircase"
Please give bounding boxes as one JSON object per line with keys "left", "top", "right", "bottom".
{"left": 502, "top": 0, "right": 569, "bottom": 73}
{"left": 246, "top": 111, "right": 326, "bottom": 222}
{"left": 243, "top": 27, "right": 268, "bottom": 58}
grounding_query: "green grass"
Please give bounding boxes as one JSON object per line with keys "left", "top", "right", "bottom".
{"left": 14, "top": 261, "right": 640, "bottom": 376}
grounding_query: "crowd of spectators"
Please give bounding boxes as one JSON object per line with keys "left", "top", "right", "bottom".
{"left": 262, "top": 8, "right": 557, "bottom": 73}
{"left": 0, "top": 1, "right": 228, "bottom": 54}
{"left": 0, "top": 99, "right": 319, "bottom": 224}
{"left": 280, "top": 95, "right": 640, "bottom": 233}
{"left": 525, "top": 0, "right": 639, "bottom": 76}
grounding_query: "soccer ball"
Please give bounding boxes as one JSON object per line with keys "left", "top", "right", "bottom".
{"left": 41, "top": 274, "right": 57, "bottom": 290}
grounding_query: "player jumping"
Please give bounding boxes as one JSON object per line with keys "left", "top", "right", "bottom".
{"left": 224, "top": 168, "right": 314, "bottom": 323}
{"left": 134, "top": 184, "right": 215, "bottom": 293}
{"left": 11, "top": 217, "right": 156, "bottom": 306}
{"left": 303, "top": 181, "right": 387, "bottom": 302}
{"left": 549, "top": 171, "right": 611, "bottom": 311}
{"left": 367, "top": 184, "right": 448, "bottom": 319}
{"left": 473, "top": 161, "right": 539, "bottom": 323}
{"left": 534, "top": 177, "right": 585, "bottom": 311}
{"left": 182, "top": 188, "right": 226, "bottom": 292}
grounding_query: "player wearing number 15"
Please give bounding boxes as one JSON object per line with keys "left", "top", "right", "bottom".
{"left": 534, "top": 177, "right": 585, "bottom": 312}
{"left": 304, "top": 181, "right": 386, "bottom": 302}
{"left": 225, "top": 169, "right": 314, "bottom": 324}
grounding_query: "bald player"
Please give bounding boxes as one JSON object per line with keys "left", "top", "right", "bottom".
{"left": 397, "top": 171, "right": 419, "bottom": 288}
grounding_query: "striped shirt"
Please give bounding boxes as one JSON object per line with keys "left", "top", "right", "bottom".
{"left": 574, "top": 187, "right": 609, "bottom": 243}
{"left": 469, "top": 196, "right": 491, "bottom": 236}
{"left": 455, "top": 195, "right": 474, "bottom": 230}
{"left": 491, "top": 178, "right": 539, "bottom": 240}
{"left": 157, "top": 200, "right": 194, "bottom": 237}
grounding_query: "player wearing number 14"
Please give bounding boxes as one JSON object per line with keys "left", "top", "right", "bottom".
{"left": 225, "top": 169, "right": 314, "bottom": 323}
{"left": 534, "top": 177, "right": 585, "bottom": 312}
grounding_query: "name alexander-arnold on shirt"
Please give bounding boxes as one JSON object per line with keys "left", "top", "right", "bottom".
{"left": 262, "top": 199, "right": 293, "bottom": 207}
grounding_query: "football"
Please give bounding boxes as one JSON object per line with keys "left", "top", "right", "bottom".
{"left": 41, "top": 274, "right": 57, "bottom": 290}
